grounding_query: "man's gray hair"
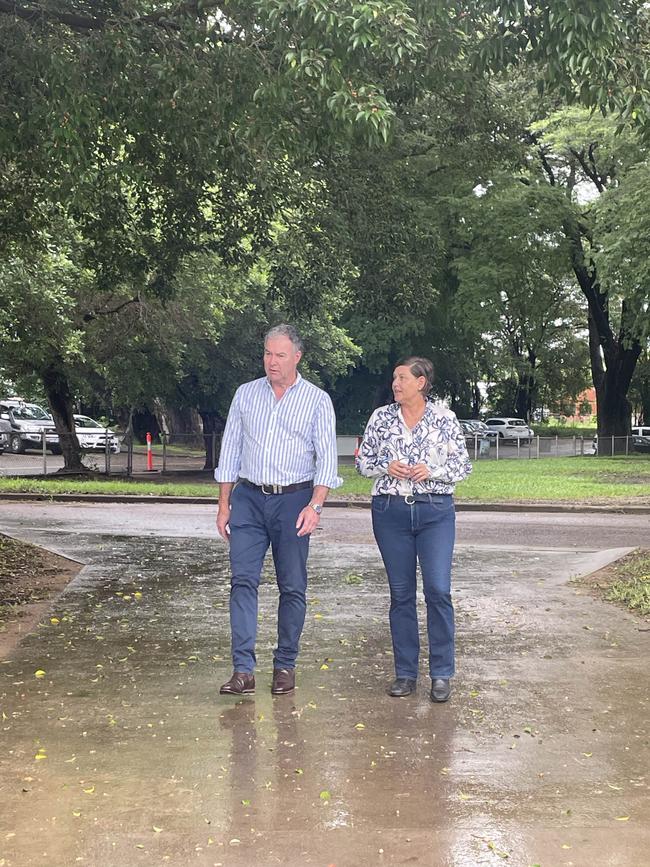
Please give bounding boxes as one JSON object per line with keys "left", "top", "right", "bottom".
{"left": 264, "top": 324, "right": 304, "bottom": 353}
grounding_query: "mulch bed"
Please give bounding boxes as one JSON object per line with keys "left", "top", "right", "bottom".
{"left": 0, "top": 534, "right": 81, "bottom": 656}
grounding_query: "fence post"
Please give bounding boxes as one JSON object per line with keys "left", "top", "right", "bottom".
{"left": 555, "top": 434, "right": 559, "bottom": 457}
{"left": 516, "top": 437, "right": 520, "bottom": 458}
{"left": 162, "top": 432, "right": 167, "bottom": 472}
{"left": 625, "top": 435, "right": 629, "bottom": 456}
{"left": 473, "top": 434, "right": 478, "bottom": 461}
{"left": 212, "top": 432, "right": 218, "bottom": 469}
{"left": 42, "top": 431, "right": 47, "bottom": 475}
{"left": 495, "top": 436, "right": 499, "bottom": 461}
{"left": 105, "top": 430, "right": 111, "bottom": 476}
{"left": 536, "top": 435, "right": 540, "bottom": 459}
{"left": 127, "top": 438, "right": 133, "bottom": 477}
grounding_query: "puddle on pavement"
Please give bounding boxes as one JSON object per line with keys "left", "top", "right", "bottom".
{"left": 0, "top": 534, "right": 648, "bottom": 866}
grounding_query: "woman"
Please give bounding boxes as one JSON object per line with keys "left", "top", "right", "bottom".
{"left": 356, "top": 357, "right": 472, "bottom": 702}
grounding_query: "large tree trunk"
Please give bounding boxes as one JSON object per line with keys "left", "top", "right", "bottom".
{"left": 199, "top": 411, "right": 225, "bottom": 471}
{"left": 42, "top": 360, "right": 86, "bottom": 472}
{"left": 566, "top": 222, "right": 641, "bottom": 453}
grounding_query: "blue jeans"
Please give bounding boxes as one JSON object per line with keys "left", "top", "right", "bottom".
{"left": 228, "top": 482, "right": 312, "bottom": 673}
{"left": 371, "top": 494, "right": 456, "bottom": 680}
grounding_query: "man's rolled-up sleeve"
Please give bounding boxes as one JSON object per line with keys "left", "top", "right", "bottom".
{"left": 312, "top": 394, "right": 342, "bottom": 489}
{"left": 214, "top": 389, "right": 244, "bottom": 483}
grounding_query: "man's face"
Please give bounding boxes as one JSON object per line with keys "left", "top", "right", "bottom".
{"left": 264, "top": 335, "right": 302, "bottom": 388}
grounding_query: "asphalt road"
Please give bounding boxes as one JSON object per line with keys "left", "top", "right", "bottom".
{"left": 0, "top": 500, "right": 647, "bottom": 552}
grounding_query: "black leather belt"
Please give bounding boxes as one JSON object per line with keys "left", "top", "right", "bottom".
{"left": 374, "top": 493, "right": 452, "bottom": 505}
{"left": 240, "top": 478, "right": 313, "bottom": 495}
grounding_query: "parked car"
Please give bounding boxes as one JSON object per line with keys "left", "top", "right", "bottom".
{"left": 593, "top": 427, "right": 649, "bottom": 454}
{"left": 0, "top": 413, "right": 10, "bottom": 453}
{"left": 459, "top": 419, "right": 491, "bottom": 456}
{"left": 74, "top": 415, "right": 121, "bottom": 453}
{"left": 0, "top": 399, "right": 60, "bottom": 454}
{"left": 459, "top": 420, "right": 478, "bottom": 436}
{"left": 459, "top": 419, "right": 497, "bottom": 438}
{"left": 632, "top": 425, "right": 650, "bottom": 452}
{"left": 484, "top": 417, "right": 535, "bottom": 442}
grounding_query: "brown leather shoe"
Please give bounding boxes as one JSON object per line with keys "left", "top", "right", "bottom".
{"left": 220, "top": 672, "right": 255, "bottom": 695}
{"left": 271, "top": 668, "right": 295, "bottom": 695}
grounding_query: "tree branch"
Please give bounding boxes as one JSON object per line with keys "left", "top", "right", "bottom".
{"left": 82, "top": 297, "right": 140, "bottom": 323}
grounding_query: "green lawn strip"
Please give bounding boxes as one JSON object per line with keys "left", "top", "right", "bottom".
{"left": 0, "top": 455, "right": 648, "bottom": 502}
{"left": 338, "top": 456, "right": 650, "bottom": 502}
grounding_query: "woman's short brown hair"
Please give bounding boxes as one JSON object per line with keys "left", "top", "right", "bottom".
{"left": 396, "top": 356, "right": 434, "bottom": 395}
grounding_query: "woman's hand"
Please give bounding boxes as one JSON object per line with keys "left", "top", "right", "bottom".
{"left": 387, "top": 460, "right": 412, "bottom": 480}
{"left": 409, "top": 463, "right": 431, "bottom": 483}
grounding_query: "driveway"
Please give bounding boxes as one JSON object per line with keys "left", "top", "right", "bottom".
{"left": 0, "top": 502, "right": 648, "bottom": 866}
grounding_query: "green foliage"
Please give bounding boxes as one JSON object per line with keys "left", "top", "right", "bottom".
{"left": 475, "top": 1, "right": 650, "bottom": 137}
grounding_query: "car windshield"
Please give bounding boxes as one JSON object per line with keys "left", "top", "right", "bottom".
{"left": 11, "top": 404, "right": 51, "bottom": 421}
{"left": 75, "top": 416, "right": 102, "bottom": 429}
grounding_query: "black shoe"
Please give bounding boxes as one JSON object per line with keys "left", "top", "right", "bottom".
{"left": 220, "top": 672, "right": 255, "bottom": 695}
{"left": 388, "top": 677, "right": 417, "bottom": 697}
{"left": 430, "top": 677, "right": 451, "bottom": 703}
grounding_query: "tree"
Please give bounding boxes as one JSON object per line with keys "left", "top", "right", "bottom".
{"left": 527, "top": 108, "right": 648, "bottom": 447}
{"left": 452, "top": 180, "right": 589, "bottom": 420}
{"left": 0, "top": 0, "right": 425, "bottom": 468}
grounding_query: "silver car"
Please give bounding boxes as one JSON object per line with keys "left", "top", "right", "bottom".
{"left": 0, "top": 399, "right": 60, "bottom": 454}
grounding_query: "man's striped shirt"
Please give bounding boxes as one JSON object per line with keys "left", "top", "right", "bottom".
{"left": 215, "top": 373, "right": 342, "bottom": 489}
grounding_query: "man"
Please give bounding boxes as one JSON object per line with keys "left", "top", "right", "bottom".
{"left": 215, "top": 324, "right": 341, "bottom": 696}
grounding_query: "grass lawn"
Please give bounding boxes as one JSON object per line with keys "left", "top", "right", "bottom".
{"left": 0, "top": 455, "right": 648, "bottom": 503}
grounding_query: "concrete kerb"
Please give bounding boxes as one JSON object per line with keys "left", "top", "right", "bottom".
{"left": 0, "top": 491, "right": 649, "bottom": 514}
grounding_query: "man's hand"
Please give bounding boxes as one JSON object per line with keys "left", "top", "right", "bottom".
{"left": 216, "top": 482, "right": 234, "bottom": 542}
{"left": 216, "top": 506, "right": 231, "bottom": 542}
{"left": 387, "top": 460, "right": 412, "bottom": 480}
{"left": 296, "top": 505, "right": 320, "bottom": 537}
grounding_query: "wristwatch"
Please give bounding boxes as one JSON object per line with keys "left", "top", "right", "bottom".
{"left": 309, "top": 502, "right": 323, "bottom": 515}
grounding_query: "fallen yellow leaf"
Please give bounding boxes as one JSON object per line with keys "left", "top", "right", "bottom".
{"left": 34, "top": 670, "right": 46, "bottom": 679}
{"left": 614, "top": 816, "right": 630, "bottom": 821}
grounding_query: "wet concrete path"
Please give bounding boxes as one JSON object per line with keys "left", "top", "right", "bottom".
{"left": 1, "top": 503, "right": 649, "bottom": 867}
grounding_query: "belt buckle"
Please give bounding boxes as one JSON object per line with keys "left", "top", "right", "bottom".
{"left": 261, "top": 483, "right": 278, "bottom": 495}
{"left": 404, "top": 494, "right": 415, "bottom": 505}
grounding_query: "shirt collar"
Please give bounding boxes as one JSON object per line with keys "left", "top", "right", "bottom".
{"left": 264, "top": 371, "right": 303, "bottom": 392}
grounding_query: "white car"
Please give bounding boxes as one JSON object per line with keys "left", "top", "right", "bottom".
{"left": 74, "top": 415, "right": 121, "bottom": 453}
{"left": 484, "top": 417, "right": 534, "bottom": 442}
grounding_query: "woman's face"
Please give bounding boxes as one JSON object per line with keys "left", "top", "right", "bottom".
{"left": 392, "top": 365, "right": 426, "bottom": 404}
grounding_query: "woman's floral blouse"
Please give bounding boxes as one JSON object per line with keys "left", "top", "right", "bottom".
{"left": 356, "top": 400, "right": 473, "bottom": 496}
